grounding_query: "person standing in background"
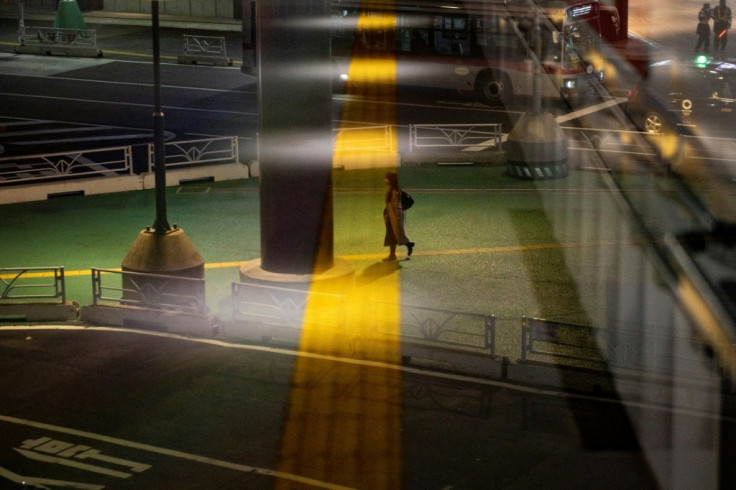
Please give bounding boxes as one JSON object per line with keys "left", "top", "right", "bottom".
{"left": 713, "top": 0, "right": 732, "bottom": 52}
{"left": 696, "top": 3, "right": 712, "bottom": 53}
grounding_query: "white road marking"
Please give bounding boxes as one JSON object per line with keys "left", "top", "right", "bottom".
{"left": 555, "top": 97, "right": 628, "bottom": 124}
{"left": 460, "top": 98, "right": 627, "bottom": 153}
{"left": 461, "top": 133, "right": 508, "bottom": 152}
{"left": 0, "top": 466, "right": 104, "bottom": 490}
{"left": 0, "top": 412, "right": 356, "bottom": 489}
{"left": 1, "top": 72, "right": 254, "bottom": 95}
{"left": 0, "top": 325, "right": 731, "bottom": 423}
{"left": 21, "top": 436, "right": 151, "bottom": 473}
{"left": 15, "top": 448, "right": 133, "bottom": 479}
{"left": 12, "top": 134, "right": 154, "bottom": 146}
{"left": 0, "top": 92, "right": 258, "bottom": 117}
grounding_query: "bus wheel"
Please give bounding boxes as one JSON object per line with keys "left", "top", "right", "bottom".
{"left": 475, "top": 71, "right": 511, "bottom": 106}
{"left": 643, "top": 111, "right": 665, "bottom": 134}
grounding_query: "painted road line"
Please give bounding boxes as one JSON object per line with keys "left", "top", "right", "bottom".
{"left": 555, "top": 97, "right": 628, "bottom": 124}
{"left": 277, "top": 9, "right": 403, "bottom": 489}
{"left": 0, "top": 466, "right": 104, "bottom": 490}
{"left": 0, "top": 92, "right": 258, "bottom": 117}
{"left": 1, "top": 73, "right": 254, "bottom": 94}
{"left": 461, "top": 132, "right": 508, "bottom": 152}
{"left": 0, "top": 125, "right": 115, "bottom": 139}
{"left": 12, "top": 133, "right": 155, "bottom": 146}
{"left": 0, "top": 414, "right": 356, "bottom": 490}
{"left": 460, "top": 98, "right": 626, "bottom": 153}
{"left": 1, "top": 325, "right": 732, "bottom": 423}
{"left": 15, "top": 448, "right": 133, "bottom": 479}
{"left": 0, "top": 240, "right": 646, "bottom": 280}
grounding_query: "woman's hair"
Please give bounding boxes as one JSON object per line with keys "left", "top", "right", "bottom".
{"left": 385, "top": 171, "right": 399, "bottom": 189}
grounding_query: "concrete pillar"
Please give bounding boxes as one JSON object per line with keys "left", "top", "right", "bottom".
{"left": 248, "top": 0, "right": 335, "bottom": 276}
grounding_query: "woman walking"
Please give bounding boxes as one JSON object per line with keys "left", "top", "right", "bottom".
{"left": 383, "top": 171, "right": 414, "bottom": 261}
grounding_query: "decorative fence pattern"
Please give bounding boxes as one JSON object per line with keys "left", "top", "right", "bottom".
{"left": 91, "top": 268, "right": 207, "bottom": 315}
{"left": 0, "top": 146, "right": 133, "bottom": 185}
{"left": 181, "top": 35, "right": 230, "bottom": 60}
{"left": 231, "top": 282, "right": 495, "bottom": 357}
{"left": 520, "top": 316, "right": 724, "bottom": 380}
{"left": 19, "top": 26, "right": 99, "bottom": 49}
{"left": 409, "top": 123, "right": 503, "bottom": 152}
{"left": 0, "top": 267, "right": 66, "bottom": 304}
{"left": 147, "top": 137, "right": 239, "bottom": 171}
{"left": 373, "top": 301, "right": 496, "bottom": 356}
{"left": 231, "top": 282, "right": 346, "bottom": 331}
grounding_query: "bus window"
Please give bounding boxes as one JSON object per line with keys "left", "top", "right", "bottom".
{"left": 432, "top": 15, "right": 471, "bottom": 56}
{"left": 398, "top": 28, "right": 430, "bottom": 54}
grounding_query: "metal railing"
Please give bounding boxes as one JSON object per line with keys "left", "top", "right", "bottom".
{"left": 19, "top": 26, "right": 98, "bottom": 49}
{"left": 0, "top": 146, "right": 134, "bottom": 185}
{"left": 182, "top": 34, "right": 229, "bottom": 59}
{"left": 231, "top": 282, "right": 346, "bottom": 330}
{"left": 520, "top": 316, "right": 725, "bottom": 380}
{"left": 373, "top": 301, "right": 496, "bottom": 356}
{"left": 0, "top": 267, "right": 66, "bottom": 304}
{"left": 409, "top": 123, "right": 503, "bottom": 152}
{"left": 92, "top": 268, "right": 207, "bottom": 315}
{"left": 148, "top": 136, "right": 239, "bottom": 171}
{"left": 333, "top": 125, "right": 396, "bottom": 152}
{"left": 521, "top": 316, "right": 602, "bottom": 364}
{"left": 231, "top": 282, "right": 495, "bottom": 356}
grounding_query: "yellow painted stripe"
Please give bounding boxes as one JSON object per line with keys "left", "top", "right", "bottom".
{"left": 0, "top": 240, "right": 643, "bottom": 280}
{"left": 277, "top": 6, "right": 403, "bottom": 488}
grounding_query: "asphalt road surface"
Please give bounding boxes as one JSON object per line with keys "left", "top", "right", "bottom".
{"left": 0, "top": 327, "right": 660, "bottom": 490}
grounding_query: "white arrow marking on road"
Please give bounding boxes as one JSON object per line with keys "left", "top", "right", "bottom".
{"left": 75, "top": 449, "right": 151, "bottom": 473}
{"left": 0, "top": 466, "right": 105, "bottom": 490}
{"left": 14, "top": 448, "right": 133, "bottom": 479}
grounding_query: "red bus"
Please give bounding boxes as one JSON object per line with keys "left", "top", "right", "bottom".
{"left": 331, "top": 0, "right": 605, "bottom": 105}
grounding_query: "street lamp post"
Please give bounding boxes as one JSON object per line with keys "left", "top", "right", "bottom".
{"left": 505, "top": 2, "right": 568, "bottom": 180}
{"left": 121, "top": 0, "right": 204, "bottom": 315}
{"left": 151, "top": 0, "right": 170, "bottom": 233}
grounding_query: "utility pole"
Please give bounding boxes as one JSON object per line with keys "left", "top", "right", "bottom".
{"left": 17, "top": 0, "right": 24, "bottom": 45}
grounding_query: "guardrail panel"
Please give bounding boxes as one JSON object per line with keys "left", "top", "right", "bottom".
{"left": 0, "top": 267, "right": 66, "bottom": 304}
{"left": 0, "top": 146, "right": 133, "bottom": 186}
{"left": 92, "top": 268, "right": 207, "bottom": 315}
{"left": 21, "top": 26, "right": 98, "bottom": 48}
{"left": 147, "top": 137, "right": 239, "bottom": 171}
{"left": 409, "top": 124, "right": 503, "bottom": 152}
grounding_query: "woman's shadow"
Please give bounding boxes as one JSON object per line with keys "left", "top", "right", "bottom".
{"left": 356, "top": 259, "right": 407, "bottom": 287}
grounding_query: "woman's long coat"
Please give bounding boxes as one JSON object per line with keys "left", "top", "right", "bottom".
{"left": 384, "top": 188, "right": 411, "bottom": 246}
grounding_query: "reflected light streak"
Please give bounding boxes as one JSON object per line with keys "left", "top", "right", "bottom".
{"left": 277, "top": 5, "right": 403, "bottom": 489}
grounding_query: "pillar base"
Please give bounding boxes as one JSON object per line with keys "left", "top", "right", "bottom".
{"left": 122, "top": 227, "right": 204, "bottom": 276}
{"left": 239, "top": 258, "right": 355, "bottom": 293}
{"left": 121, "top": 227, "right": 205, "bottom": 310}
{"left": 505, "top": 112, "right": 568, "bottom": 180}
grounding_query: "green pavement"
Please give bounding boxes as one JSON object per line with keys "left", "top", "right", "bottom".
{"left": 0, "top": 166, "right": 647, "bottom": 360}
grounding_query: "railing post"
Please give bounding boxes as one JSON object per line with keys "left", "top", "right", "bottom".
{"left": 91, "top": 268, "right": 99, "bottom": 306}
{"left": 521, "top": 316, "right": 528, "bottom": 362}
{"left": 486, "top": 315, "right": 496, "bottom": 356}
{"left": 147, "top": 143, "right": 154, "bottom": 173}
{"left": 58, "top": 266, "right": 66, "bottom": 304}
